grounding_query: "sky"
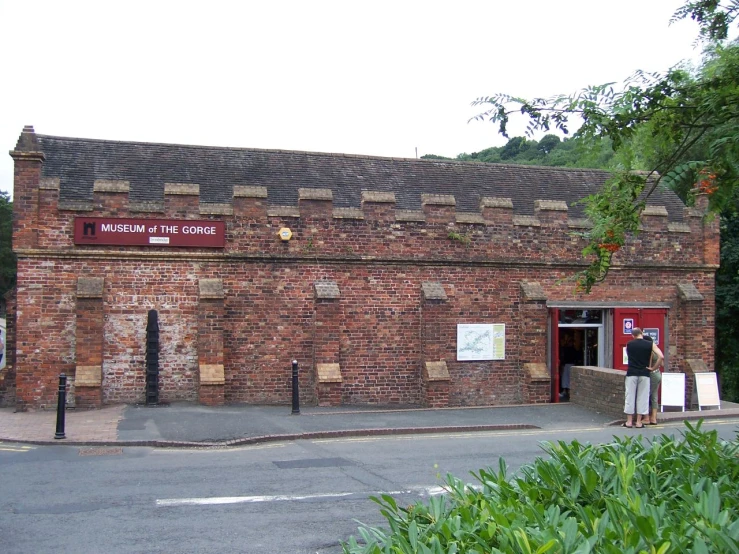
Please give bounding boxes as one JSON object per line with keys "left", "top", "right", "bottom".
{"left": 0, "top": 0, "right": 708, "bottom": 199}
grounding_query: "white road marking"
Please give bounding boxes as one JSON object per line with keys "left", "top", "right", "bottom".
{"left": 157, "top": 492, "right": 354, "bottom": 506}
{"left": 157, "top": 485, "right": 448, "bottom": 507}
{"left": 0, "top": 445, "right": 34, "bottom": 452}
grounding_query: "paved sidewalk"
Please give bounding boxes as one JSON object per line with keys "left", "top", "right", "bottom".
{"left": 0, "top": 404, "right": 124, "bottom": 443}
{"left": 1, "top": 400, "right": 738, "bottom": 448}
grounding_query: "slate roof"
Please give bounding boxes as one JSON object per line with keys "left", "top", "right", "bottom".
{"left": 26, "top": 132, "right": 685, "bottom": 220}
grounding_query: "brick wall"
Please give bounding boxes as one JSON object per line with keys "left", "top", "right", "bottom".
{"left": 7, "top": 154, "right": 719, "bottom": 409}
{"left": 570, "top": 365, "right": 626, "bottom": 420}
{"left": 9, "top": 255, "right": 716, "bottom": 409}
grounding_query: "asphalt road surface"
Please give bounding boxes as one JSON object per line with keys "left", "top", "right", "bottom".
{"left": 1, "top": 419, "right": 737, "bottom": 554}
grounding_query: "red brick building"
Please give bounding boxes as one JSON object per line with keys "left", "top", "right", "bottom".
{"left": 2, "top": 126, "right": 718, "bottom": 410}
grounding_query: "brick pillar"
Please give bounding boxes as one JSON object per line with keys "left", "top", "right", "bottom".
{"left": 422, "top": 194, "right": 456, "bottom": 224}
{"left": 10, "top": 125, "right": 45, "bottom": 250}
{"left": 677, "top": 282, "right": 705, "bottom": 360}
{"left": 423, "top": 361, "right": 450, "bottom": 407}
{"left": 198, "top": 279, "right": 225, "bottom": 405}
{"left": 314, "top": 281, "right": 342, "bottom": 406}
{"left": 641, "top": 205, "right": 669, "bottom": 233}
{"left": 299, "top": 188, "right": 334, "bottom": 219}
{"left": 93, "top": 179, "right": 130, "bottom": 215}
{"left": 75, "top": 278, "right": 105, "bottom": 408}
{"left": 695, "top": 193, "right": 720, "bottom": 266}
{"left": 361, "top": 191, "right": 397, "bottom": 222}
{"left": 519, "top": 282, "right": 550, "bottom": 403}
{"left": 685, "top": 359, "right": 710, "bottom": 409}
{"left": 14, "top": 278, "right": 44, "bottom": 410}
{"left": 420, "top": 282, "right": 450, "bottom": 407}
{"left": 481, "top": 197, "right": 514, "bottom": 226}
{"left": 165, "top": 183, "right": 199, "bottom": 218}
{"left": 534, "top": 200, "right": 568, "bottom": 227}
{"left": 233, "top": 186, "right": 268, "bottom": 219}
{"left": 676, "top": 282, "right": 707, "bottom": 408}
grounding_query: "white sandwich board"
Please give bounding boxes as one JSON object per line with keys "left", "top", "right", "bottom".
{"left": 660, "top": 372, "right": 685, "bottom": 412}
{"left": 694, "top": 372, "right": 721, "bottom": 410}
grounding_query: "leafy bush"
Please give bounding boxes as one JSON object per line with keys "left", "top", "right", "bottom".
{"left": 343, "top": 422, "right": 739, "bottom": 553}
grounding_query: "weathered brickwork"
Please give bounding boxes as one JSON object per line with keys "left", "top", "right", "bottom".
{"left": 570, "top": 366, "right": 626, "bottom": 419}
{"left": 6, "top": 127, "right": 719, "bottom": 409}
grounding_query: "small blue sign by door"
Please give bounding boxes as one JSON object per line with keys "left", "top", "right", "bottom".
{"left": 623, "top": 318, "right": 634, "bottom": 335}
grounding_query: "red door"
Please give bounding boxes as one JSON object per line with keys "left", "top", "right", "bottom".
{"left": 613, "top": 308, "right": 667, "bottom": 371}
{"left": 640, "top": 310, "right": 667, "bottom": 352}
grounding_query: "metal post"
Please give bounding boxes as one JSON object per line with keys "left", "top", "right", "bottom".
{"left": 54, "top": 373, "right": 67, "bottom": 439}
{"left": 291, "top": 360, "right": 300, "bottom": 415}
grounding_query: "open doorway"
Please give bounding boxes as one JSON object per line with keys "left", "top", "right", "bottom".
{"left": 556, "top": 310, "right": 604, "bottom": 401}
{"left": 558, "top": 329, "right": 583, "bottom": 401}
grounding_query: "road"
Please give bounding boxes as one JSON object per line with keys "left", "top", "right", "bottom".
{"left": 1, "top": 419, "right": 737, "bottom": 554}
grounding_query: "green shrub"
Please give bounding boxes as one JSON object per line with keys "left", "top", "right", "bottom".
{"left": 343, "top": 422, "right": 739, "bottom": 553}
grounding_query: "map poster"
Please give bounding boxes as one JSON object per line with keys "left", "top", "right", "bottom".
{"left": 457, "top": 324, "right": 506, "bottom": 361}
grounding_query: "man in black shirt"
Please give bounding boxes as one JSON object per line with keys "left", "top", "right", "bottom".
{"left": 624, "top": 327, "right": 663, "bottom": 428}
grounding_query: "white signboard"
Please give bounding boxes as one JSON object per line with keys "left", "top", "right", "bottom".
{"left": 695, "top": 372, "right": 721, "bottom": 410}
{"left": 660, "top": 373, "right": 685, "bottom": 412}
{"left": 457, "top": 324, "right": 505, "bottom": 361}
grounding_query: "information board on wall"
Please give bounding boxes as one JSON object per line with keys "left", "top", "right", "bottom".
{"left": 660, "top": 373, "right": 685, "bottom": 412}
{"left": 457, "top": 324, "right": 505, "bottom": 361}
{"left": 643, "top": 328, "right": 660, "bottom": 344}
{"left": 695, "top": 372, "right": 721, "bottom": 410}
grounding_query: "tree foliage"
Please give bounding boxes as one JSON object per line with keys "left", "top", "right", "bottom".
{"left": 470, "top": 1, "right": 739, "bottom": 292}
{"left": 0, "top": 191, "right": 14, "bottom": 300}
{"left": 423, "top": 134, "right": 616, "bottom": 168}
{"left": 716, "top": 196, "right": 739, "bottom": 401}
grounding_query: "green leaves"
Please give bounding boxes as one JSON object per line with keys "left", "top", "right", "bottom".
{"left": 343, "top": 424, "right": 739, "bottom": 553}
{"left": 571, "top": 172, "right": 646, "bottom": 292}
{"left": 671, "top": 1, "right": 739, "bottom": 42}
{"left": 469, "top": 1, "right": 739, "bottom": 292}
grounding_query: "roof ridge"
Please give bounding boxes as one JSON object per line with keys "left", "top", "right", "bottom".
{"left": 420, "top": 159, "right": 613, "bottom": 173}
{"left": 35, "top": 133, "right": 613, "bottom": 173}
{"left": 35, "top": 134, "right": 421, "bottom": 163}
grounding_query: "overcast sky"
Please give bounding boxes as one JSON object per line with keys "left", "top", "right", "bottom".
{"left": 0, "top": 0, "right": 706, "bottom": 199}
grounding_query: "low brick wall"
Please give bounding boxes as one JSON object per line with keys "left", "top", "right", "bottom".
{"left": 570, "top": 365, "right": 626, "bottom": 420}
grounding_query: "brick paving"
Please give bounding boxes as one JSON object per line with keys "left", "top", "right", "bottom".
{"left": 0, "top": 405, "right": 124, "bottom": 443}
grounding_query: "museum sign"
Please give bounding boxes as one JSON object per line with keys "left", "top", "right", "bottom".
{"left": 74, "top": 217, "right": 225, "bottom": 247}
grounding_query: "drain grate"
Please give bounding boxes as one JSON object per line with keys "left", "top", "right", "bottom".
{"left": 78, "top": 447, "right": 123, "bottom": 457}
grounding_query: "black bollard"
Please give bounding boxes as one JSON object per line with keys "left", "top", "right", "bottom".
{"left": 54, "top": 373, "right": 67, "bottom": 439}
{"left": 291, "top": 360, "right": 300, "bottom": 415}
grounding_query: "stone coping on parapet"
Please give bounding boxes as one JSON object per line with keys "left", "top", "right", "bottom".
{"left": 11, "top": 248, "right": 720, "bottom": 273}
{"left": 43, "top": 188, "right": 693, "bottom": 233}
